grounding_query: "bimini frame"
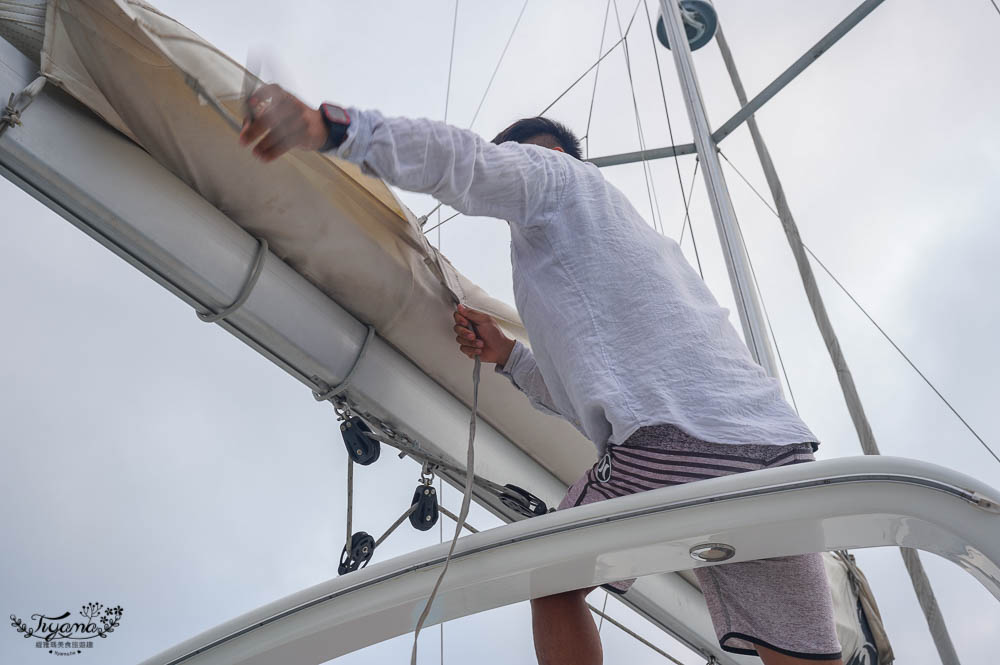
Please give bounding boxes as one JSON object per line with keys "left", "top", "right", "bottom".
{"left": 139, "top": 456, "right": 1000, "bottom": 665}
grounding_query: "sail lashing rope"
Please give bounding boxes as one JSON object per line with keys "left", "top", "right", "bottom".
{"left": 0, "top": 75, "right": 45, "bottom": 138}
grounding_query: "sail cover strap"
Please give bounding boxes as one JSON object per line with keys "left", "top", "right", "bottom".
{"left": 196, "top": 237, "right": 268, "bottom": 323}
{"left": 313, "top": 324, "right": 377, "bottom": 402}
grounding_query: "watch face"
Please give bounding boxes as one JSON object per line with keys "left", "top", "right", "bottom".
{"left": 322, "top": 104, "right": 350, "bottom": 125}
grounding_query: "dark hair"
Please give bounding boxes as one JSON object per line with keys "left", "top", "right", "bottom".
{"left": 491, "top": 117, "right": 582, "bottom": 160}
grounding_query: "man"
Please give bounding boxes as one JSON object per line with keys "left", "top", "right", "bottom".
{"left": 239, "top": 85, "right": 843, "bottom": 665}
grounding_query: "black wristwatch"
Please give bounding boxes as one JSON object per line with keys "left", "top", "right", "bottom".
{"left": 318, "top": 103, "right": 351, "bottom": 152}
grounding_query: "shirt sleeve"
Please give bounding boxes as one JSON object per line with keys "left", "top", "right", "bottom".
{"left": 330, "top": 108, "right": 569, "bottom": 228}
{"left": 494, "top": 340, "right": 576, "bottom": 425}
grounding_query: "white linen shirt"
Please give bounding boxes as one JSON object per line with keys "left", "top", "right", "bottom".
{"left": 334, "top": 108, "right": 818, "bottom": 455}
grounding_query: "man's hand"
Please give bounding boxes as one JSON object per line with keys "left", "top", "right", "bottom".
{"left": 238, "top": 83, "right": 328, "bottom": 162}
{"left": 453, "top": 304, "right": 516, "bottom": 367}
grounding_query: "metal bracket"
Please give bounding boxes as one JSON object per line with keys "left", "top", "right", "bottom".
{"left": 420, "top": 461, "right": 435, "bottom": 486}
{"left": 312, "top": 324, "right": 376, "bottom": 402}
{"left": 196, "top": 237, "right": 268, "bottom": 323}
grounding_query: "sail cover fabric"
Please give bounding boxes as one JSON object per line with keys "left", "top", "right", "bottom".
{"left": 39, "top": 0, "right": 596, "bottom": 484}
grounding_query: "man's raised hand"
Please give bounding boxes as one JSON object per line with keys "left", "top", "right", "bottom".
{"left": 453, "top": 305, "right": 516, "bottom": 367}
{"left": 238, "top": 83, "right": 328, "bottom": 162}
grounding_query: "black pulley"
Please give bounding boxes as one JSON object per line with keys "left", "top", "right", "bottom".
{"left": 338, "top": 531, "right": 376, "bottom": 575}
{"left": 409, "top": 484, "right": 439, "bottom": 531}
{"left": 499, "top": 484, "right": 548, "bottom": 518}
{"left": 340, "top": 416, "right": 380, "bottom": 465}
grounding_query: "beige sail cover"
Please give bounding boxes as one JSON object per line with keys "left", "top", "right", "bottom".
{"left": 40, "top": 0, "right": 595, "bottom": 484}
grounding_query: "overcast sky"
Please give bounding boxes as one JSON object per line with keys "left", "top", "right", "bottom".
{"left": 3, "top": 1, "right": 1000, "bottom": 664}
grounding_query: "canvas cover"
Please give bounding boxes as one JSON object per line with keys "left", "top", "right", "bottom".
{"left": 39, "top": 0, "right": 596, "bottom": 484}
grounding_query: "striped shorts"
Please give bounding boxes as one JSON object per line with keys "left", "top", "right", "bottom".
{"left": 558, "top": 423, "right": 842, "bottom": 660}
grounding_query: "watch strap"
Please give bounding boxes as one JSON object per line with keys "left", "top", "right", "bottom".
{"left": 319, "top": 103, "right": 350, "bottom": 152}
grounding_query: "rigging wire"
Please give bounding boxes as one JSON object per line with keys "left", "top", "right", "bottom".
{"left": 724, "top": 178, "right": 801, "bottom": 414}
{"left": 537, "top": 37, "right": 627, "bottom": 117}
{"left": 423, "top": 211, "right": 462, "bottom": 235}
{"left": 468, "top": 0, "right": 530, "bottom": 130}
{"left": 583, "top": 0, "right": 614, "bottom": 159}
{"left": 422, "top": 0, "right": 637, "bottom": 234}
{"left": 585, "top": 603, "right": 687, "bottom": 665}
{"left": 612, "top": 0, "right": 665, "bottom": 233}
{"left": 422, "top": 0, "right": 528, "bottom": 230}
{"left": 434, "top": 0, "right": 461, "bottom": 250}
{"left": 990, "top": 0, "right": 1000, "bottom": 18}
{"left": 719, "top": 150, "right": 1000, "bottom": 465}
{"left": 597, "top": 591, "right": 610, "bottom": 633}
{"left": 677, "top": 159, "right": 703, "bottom": 278}
{"left": 437, "top": 6, "right": 459, "bottom": 661}
{"left": 537, "top": 0, "right": 643, "bottom": 118}
{"left": 641, "top": 0, "right": 694, "bottom": 239}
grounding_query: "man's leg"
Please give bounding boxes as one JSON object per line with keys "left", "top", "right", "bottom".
{"left": 530, "top": 587, "right": 601, "bottom": 665}
{"left": 756, "top": 643, "right": 843, "bottom": 665}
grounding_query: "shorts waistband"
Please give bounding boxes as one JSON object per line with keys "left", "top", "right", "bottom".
{"left": 621, "top": 424, "right": 817, "bottom": 461}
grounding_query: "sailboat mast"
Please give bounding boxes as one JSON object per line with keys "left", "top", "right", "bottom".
{"left": 656, "top": 0, "right": 780, "bottom": 380}
{"left": 712, "top": 20, "right": 962, "bottom": 665}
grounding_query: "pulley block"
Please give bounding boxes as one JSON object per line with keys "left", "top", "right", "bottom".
{"left": 499, "top": 484, "right": 548, "bottom": 518}
{"left": 409, "top": 484, "right": 440, "bottom": 531}
{"left": 338, "top": 531, "right": 376, "bottom": 575}
{"left": 340, "top": 416, "right": 380, "bottom": 465}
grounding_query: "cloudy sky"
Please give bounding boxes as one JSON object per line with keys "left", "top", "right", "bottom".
{"left": 3, "top": 1, "right": 1000, "bottom": 664}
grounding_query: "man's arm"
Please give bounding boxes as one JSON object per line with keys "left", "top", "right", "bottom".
{"left": 454, "top": 306, "right": 571, "bottom": 422}
{"left": 495, "top": 339, "right": 567, "bottom": 420}
{"left": 237, "top": 85, "right": 570, "bottom": 228}
{"left": 333, "top": 108, "right": 568, "bottom": 227}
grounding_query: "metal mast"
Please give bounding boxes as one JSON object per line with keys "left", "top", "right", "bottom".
{"left": 657, "top": 0, "right": 779, "bottom": 379}
{"left": 712, "top": 20, "right": 961, "bottom": 665}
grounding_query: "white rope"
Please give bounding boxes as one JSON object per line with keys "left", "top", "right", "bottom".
{"left": 410, "top": 357, "right": 480, "bottom": 665}
{"left": 345, "top": 458, "right": 354, "bottom": 556}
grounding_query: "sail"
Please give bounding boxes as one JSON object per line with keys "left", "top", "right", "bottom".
{"left": 38, "top": 0, "right": 597, "bottom": 484}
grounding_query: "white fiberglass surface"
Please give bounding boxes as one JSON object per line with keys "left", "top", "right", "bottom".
{"left": 4, "top": 1, "right": 1000, "bottom": 665}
